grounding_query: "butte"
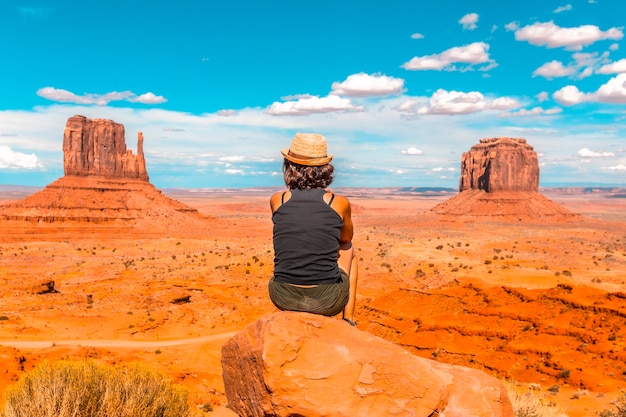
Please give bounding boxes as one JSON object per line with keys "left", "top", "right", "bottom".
{"left": 0, "top": 115, "right": 211, "bottom": 235}
{"left": 431, "top": 137, "right": 576, "bottom": 221}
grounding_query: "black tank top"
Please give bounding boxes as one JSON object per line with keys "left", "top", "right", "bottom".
{"left": 272, "top": 188, "right": 344, "bottom": 285}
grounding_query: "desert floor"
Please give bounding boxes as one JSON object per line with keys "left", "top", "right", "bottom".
{"left": 0, "top": 187, "right": 625, "bottom": 416}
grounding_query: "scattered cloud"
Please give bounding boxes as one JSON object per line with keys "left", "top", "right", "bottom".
{"left": 607, "top": 164, "right": 626, "bottom": 171}
{"left": 265, "top": 95, "right": 364, "bottom": 116}
{"left": 401, "top": 147, "right": 423, "bottom": 155}
{"left": 459, "top": 13, "right": 479, "bottom": 30}
{"left": 37, "top": 87, "right": 166, "bottom": 106}
{"left": 553, "top": 4, "right": 573, "bottom": 13}
{"left": 578, "top": 147, "right": 615, "bottom": 158}
{"left": 217, "top": 109, "right": 238, "bottom": 117}
{"left": 330, "top": 73, "right": 405, "bottom": 97}
{"left": 597, "top": 58, "right": 626, "bottom": 74}
{"left": 411, "top": 33, "right": 424, "bottom": 39}
{"left": 556, "top": 73, "right": 626, "bottom": 105}
{"left": 595, "top": 73, "right": 626, "bottom": 103}
{"left": 128, "top": 92, "right": 167, "bottom": 104}
{"left": 533, "top": 60, "right": 577, "bottom": 78}
{"left": 402, "top": 89, "right": 520, "bottom": 115}
{"left": 505, "top": 22, "right": 519, "bottom": 31}
{"left": 0, "top": 146, "right": 43, "bottom": 169}
{"left": 514, "top": 21, "right": 624, "bottom": 51}
{"left": 401, "top": 42, "right": 495, "bottom": 71}
{"left": 501, "top": 107, "right": 562, "bottom": 117}
{"left": 553, "top": 85, "right": 588, "bottom": 105}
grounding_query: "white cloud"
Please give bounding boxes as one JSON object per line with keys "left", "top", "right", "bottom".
{"left": 37, "top": 87, "right": 167, "bottom": 106}
{"left": 0, "top": 146, "right": 43, "bottom": 169}
{"left": 536, "top": 91, "right": 549, "bottom": 102}
{"left": 533, "top": 60, "right": 576, "bottom": 78}
{"left": 330, "top": 73, "right": 405, "bottom": 97}
{"left": 607, "top": 164, "right": 626, "bottom": 171}
{"left": 501, "top": 106, "right": 563, "bottom": 117}
{"left": 553, "top": 85, "right": 588, "bottom": 105}
{"left": 595, "top": 73, "right": 626, "bottom": 103}
{"left": 415, "top": 89, "right": 520, "bottom": 115}
{"left": 265, "top": 95, "right": 364, "bottom": 116}
{"left": 505, "top": 22, "right": 519, "bottom": 31}
{"left": 553, "top": 4, "right": 572, "bottom": 13}
{"left": 217, "top": 109, "right": 238, "bottom": 117}
{"left": 578, "top": 147, "right": 615, "bottom": 158}
{"left": 128, "top": 92, "right": 167, "bottom": 104}
{"left": 597, "top": 58, "right": 626, "bottom": 74}
{"left": 515, "top": 21, "right": 623, "bottom": 51}
{"left": 459, "top": 13, "right": 478, "bottom": 30}
{"left": 402, "top": 42, "right": 494, "bottom": 71}
{"left": 401, "top": 147, "right": 423, "bottom": 155}
{"left": 411, "top": 33, "right": 424, "bottom": 39}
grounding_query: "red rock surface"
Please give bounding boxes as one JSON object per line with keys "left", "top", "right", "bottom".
{"left": 459, "top": 137, "right": 538, "bottom": 193}
{"left": 63, "top": 115, "right": 148, "bottom": 181}
{"left": 221, "top": 312, "right": 514, "bottom": 417}
{"left": 0, "top": 186, "right": 625, "bottom": 416}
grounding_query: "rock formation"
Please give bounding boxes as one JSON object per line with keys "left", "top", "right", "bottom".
{"left": 0, "top": 115, "right": 210, "bottom": 233}
{"left": 432, "top": 137, "right": 575, "bottom": 219}
{"left": 221, "top": 312, "right": 514, "bottom": 417}
{"left": 63, "top": 115, "right": 149, "bottom": 181}
{"left": 459, "top": 138, "right": 538, "bottom": 192}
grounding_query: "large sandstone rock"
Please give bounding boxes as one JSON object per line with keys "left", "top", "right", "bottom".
{"left": 221, "top": 312, "right": 514, "bottom": 417}
{"left": 459, "top": 137, "right": 538, "bottom": 193}
{"left": 63, "top": 115, "right": 148, "bottom": 181}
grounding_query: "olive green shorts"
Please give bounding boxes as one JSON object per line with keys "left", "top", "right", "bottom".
{"left": 268, "top": 269, "right": 350, "bottom": 317}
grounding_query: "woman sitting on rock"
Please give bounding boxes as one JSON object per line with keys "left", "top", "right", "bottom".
{"left": 268, "top": 133, "right": 358, "bottom": 326}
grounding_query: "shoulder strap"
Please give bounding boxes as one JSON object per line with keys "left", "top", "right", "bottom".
{"left": 281, "top": 191, "right": 287, "bottom": 204}
{"left": 327, "top": 193, "right": 335, "bottom": 206}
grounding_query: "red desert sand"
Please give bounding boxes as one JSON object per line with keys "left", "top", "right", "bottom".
{"left": 0, "top": 186, "right": 625, "bottom": 417}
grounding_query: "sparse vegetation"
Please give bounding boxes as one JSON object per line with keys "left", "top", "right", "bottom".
{"left": 597, "top": 391, "right": 626, "bottom": 417}
{"left": 505, "top": 381, "right": 562, "bottom": 417}
{"left": 1, "top": 359, "right": 191, "bottom": 417}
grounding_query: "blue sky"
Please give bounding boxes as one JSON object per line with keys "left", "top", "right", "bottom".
{"left": 1, "top": 0, "right": 625, "bottom": 189}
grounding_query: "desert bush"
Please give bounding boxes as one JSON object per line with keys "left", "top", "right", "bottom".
{"left": 1, "top": 359, "right": 191, "bottom": 417}
{"left": 505, "top": 380, "right": 562, "bottom": 417}
{"left": 597, "top": 391, "right": 626, "bottom": 417}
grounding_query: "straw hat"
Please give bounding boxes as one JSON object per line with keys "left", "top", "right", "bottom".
{"left": 281, "top": 133, "right": 333, "bottom": 166}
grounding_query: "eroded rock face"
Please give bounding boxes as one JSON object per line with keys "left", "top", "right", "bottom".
{"left": 459, "top": 137, "right": 538, "bottom": 193}
{"left": 221, "top": 312, "right": 514, "bottom": 417}
{"left": 63, "top": 115, "right": 148, "bottom": 181}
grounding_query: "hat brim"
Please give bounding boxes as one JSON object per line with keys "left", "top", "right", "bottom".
{"left": 281, "top": 149, "right": 333, "bottom": 166}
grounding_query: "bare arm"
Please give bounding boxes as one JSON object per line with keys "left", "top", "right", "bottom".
{"left": 327, "top": 193, "right": 353, "bottom": 248}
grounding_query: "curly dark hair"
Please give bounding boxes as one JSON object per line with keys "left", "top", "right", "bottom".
{"left": 283, "top": 159, "right": 334, "bottom": 190}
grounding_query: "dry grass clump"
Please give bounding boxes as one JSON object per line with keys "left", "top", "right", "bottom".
{"left": 1, "top": 359, "right": 190, "bottom": 417}
{"left": 505, "top": 381, "right": 563, "bottom": 417}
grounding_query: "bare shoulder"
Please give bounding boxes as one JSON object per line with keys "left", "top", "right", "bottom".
{"left": 325, "top": 192, "right": 351, "bottom": 215}
{"left": 269, "top": 191, "right": 283, "bottom": 212}
{"left": 270, "top": 190, "right": 290, "bottom": 212}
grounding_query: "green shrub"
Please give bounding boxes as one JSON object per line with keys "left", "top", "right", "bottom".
{"left": 1, "top": 359, "right": 190, "bottom": 417}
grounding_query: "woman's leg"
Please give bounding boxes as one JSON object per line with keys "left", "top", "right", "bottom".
{"left": 337, "top": 243, "right": 358, "bottom": 323}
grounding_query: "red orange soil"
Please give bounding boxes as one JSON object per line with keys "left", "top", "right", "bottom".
{"left": 0, "top": 187, "right": 625, "bottom": 416}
